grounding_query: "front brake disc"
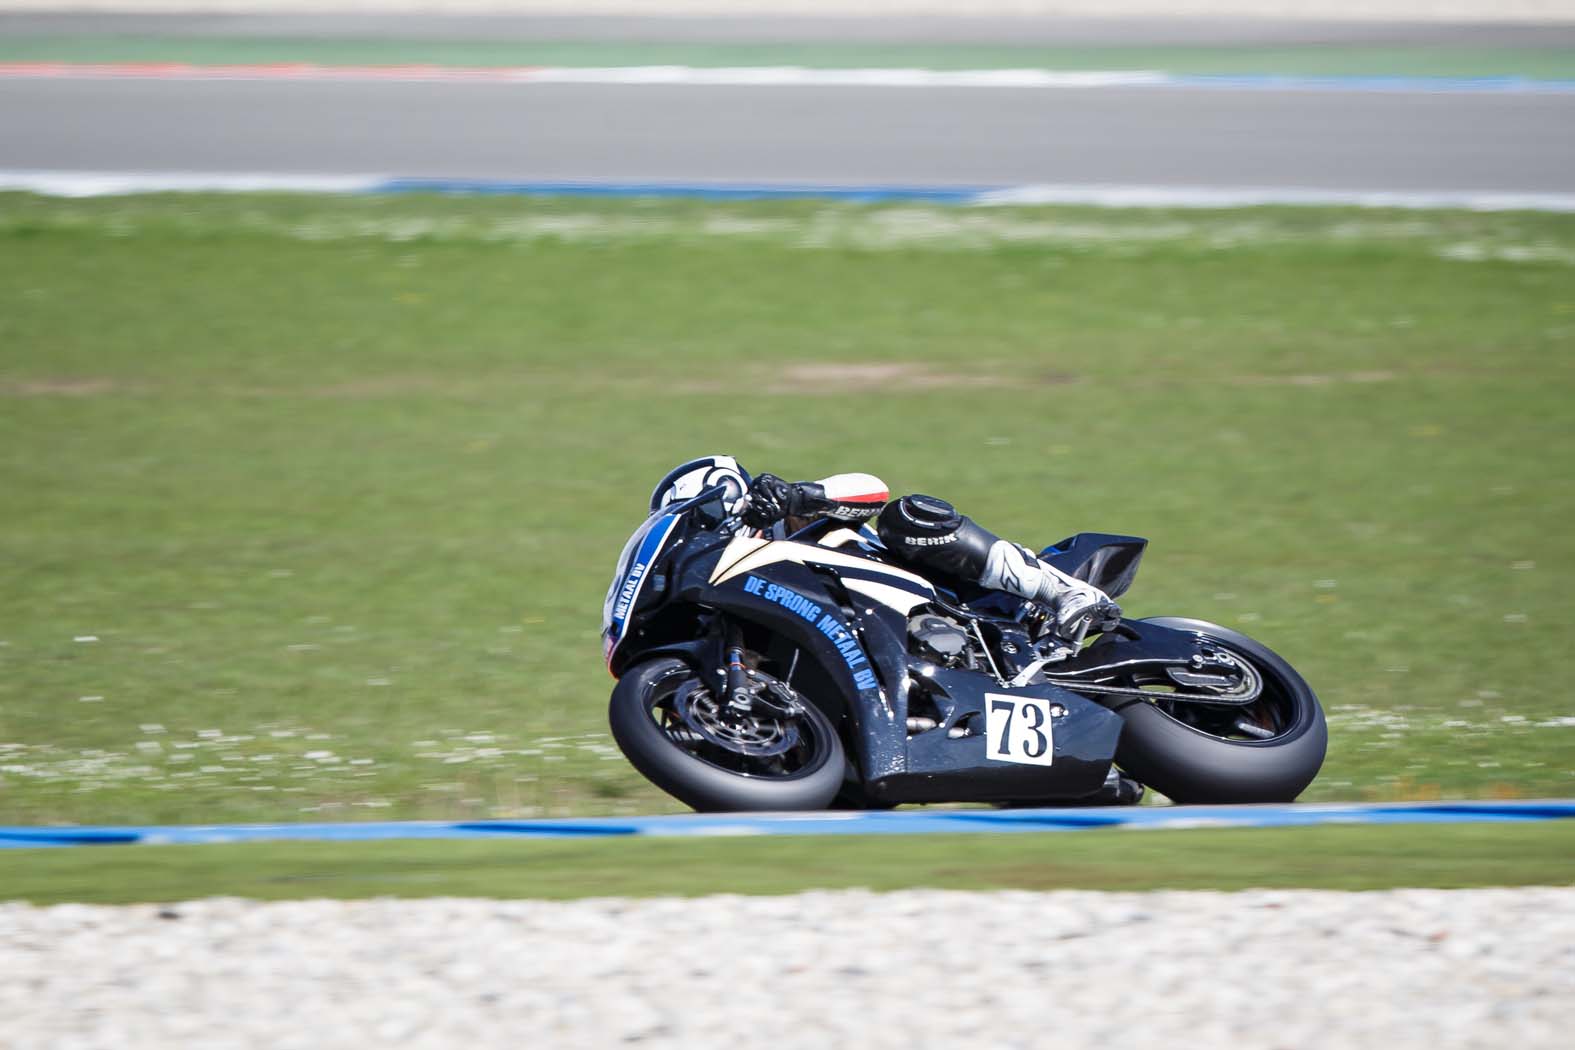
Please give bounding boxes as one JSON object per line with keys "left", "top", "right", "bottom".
{"left": 673, "top": 679, "right": 801, "bottom": 758}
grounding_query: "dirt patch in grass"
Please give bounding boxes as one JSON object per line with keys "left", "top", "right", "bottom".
{"left": 709, "top": 362, "right": 1081, "bottom": 394}
{"left": 0, "top": 378, "right": 128, "bottom": 397}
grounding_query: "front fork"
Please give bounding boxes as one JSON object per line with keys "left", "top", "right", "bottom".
{"left": 724, "top": 621, "right": 753, "bottom": 712}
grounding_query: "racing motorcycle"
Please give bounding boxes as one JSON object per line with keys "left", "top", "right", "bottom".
{"left": 602, "top": 484, "right": 1326, "bottom": 811}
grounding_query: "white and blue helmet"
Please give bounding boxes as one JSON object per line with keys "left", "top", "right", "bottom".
{"left": 649, "top": 455, "right": 752, "bottom": 513}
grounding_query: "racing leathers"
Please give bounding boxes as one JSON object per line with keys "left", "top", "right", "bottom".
{"left": 741, "top": 472, "right": 1119, "bottom": 639}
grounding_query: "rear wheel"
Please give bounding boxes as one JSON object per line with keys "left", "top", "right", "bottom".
{"left": 609, "top": 657, "right": 845, "bottom": 812}
{"left": 1102, "top": 618, "right": 1327, "bottom": 803}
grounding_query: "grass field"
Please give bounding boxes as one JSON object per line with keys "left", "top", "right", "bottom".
{"left": 5, "top": 824, "right": 1572, "bottom": 905}
{"left": 1, "top": 192, "right": 1572, "bottom": 827}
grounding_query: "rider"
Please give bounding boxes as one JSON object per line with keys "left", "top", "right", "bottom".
{"left": 650, "top": 455, "right": 1120, "bottom": 640}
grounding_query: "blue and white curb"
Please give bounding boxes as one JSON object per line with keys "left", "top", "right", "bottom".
{"left": 3, "top": 800, "right": 1572, "bottom": 849}
{"left": 5, "top": 171, "right": 1575, "bottom": 212}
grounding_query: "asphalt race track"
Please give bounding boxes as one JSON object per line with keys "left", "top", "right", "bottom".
{"left": 2, "top": 76, "right": 1572, "bottom": 193}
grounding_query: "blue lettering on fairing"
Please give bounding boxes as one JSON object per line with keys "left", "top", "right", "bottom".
{"left": 740, "top": 576, "right": 880, "bottom": 691}
{"left": 742, "top": 575, "right": 823, "bottom": 624}
{"left": 815, "top": 612, "right": 879, "bottom": 691}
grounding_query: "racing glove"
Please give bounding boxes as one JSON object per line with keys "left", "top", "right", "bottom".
{"left": 739, "top": 473, "right": 889, "bottom": 529}
{"left": 739, "top": 474, "right": 798, "bottom": 528}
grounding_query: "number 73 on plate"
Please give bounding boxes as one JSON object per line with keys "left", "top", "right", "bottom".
{"left": 986, "top": 693, "right": 1055, "bottom": 766}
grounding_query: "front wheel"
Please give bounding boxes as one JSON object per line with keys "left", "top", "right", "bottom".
{"left": 609, "top": 657, "right": 845, "bottom": 812}
{"left": 1103, "top": 618, "right": 1327, "bottom": 803}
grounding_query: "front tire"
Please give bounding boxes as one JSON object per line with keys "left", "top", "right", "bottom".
{"left": 609, "top": 657, "right": 845, "bottom": 812}
{"left": 1105, "top": 618, "right": 1327, "bottom": 803}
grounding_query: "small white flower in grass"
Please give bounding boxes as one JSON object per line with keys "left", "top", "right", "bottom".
{"left": 366, "top": 678, "right": 391, "bottom": 686}
{"left": 73, "top": 635, "right": 98, "bottom": 643}
{"left": 269, "top": 729, "right": 296, "bottom": 738}
{"left": 1314, "top": 579, "right": 1337, "bottom": 589}
{"left": 139, "top": 723, "right": 165, "bottom": 734}
{"left": 1504, "top": 613, "right": 1528, "bottom": 623}
{"left": 78, "top": 695, "right": 103, "bottom": 703}
{"left": 1511, "top": 560, "right": 1536, "bottom": 571}
{"left": 197, "top": 729, "right": 222, "bottom": 739}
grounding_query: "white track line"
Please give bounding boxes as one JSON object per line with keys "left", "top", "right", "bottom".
{"left": 1, "top": 62, "right": 1572, "bottom": 94}
{"left": 975, "top": 184, "right": 1575, "bottom": 211}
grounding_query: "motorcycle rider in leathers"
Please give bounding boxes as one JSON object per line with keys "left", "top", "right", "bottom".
{"left": 651, "top": 456, "right": 1120, "bottom": 641}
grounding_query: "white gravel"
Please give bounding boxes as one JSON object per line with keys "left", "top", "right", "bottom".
{"left": 2, "top": 888, "right": 1572, "bottom": 1049}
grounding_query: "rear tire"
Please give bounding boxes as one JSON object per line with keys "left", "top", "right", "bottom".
{"left": 1105, "top": 618, "right": 1327, "bottom": 803}
{"left": 609, "top": 657, "right": 845, "bottom": 812}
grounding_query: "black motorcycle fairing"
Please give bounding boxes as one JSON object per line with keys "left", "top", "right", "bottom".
{"left": 1038, "top": 533, "right": 1148, "bottom": 599}
{"left": 672, "top": 549, "right": 1125, "bottom": 797}
{"left": 870, "top": 667, "right": 1123, "bottom": 805}
{"left": 685, "top": 561, "right": 913, "bottom": 782}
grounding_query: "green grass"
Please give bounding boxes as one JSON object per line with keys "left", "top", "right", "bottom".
{"left": 1, "top": 193, "right": 1572, "bottom": 826}
{"left": 2, "top": 36, "right": 1573, "bottom": 78}
{"left": 4, "top": 824, "right": 1571, "bottom": 904}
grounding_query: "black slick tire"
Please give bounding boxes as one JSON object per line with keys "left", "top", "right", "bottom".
{"left": 1107, "top": 617, "right": 1327, "bottom": 803}
{"left": 608, "top": 657, "right": 845, "bottom": 813}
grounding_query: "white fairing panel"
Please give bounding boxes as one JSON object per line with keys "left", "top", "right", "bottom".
{"left": 841, "top": 578, "right": 931, "bottom": 615}
{"left": 710, "top": 536, "right": 935, "bottom": 615}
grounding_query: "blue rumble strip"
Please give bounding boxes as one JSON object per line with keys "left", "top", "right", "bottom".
{"left": 376, "top": 178, "right": 989, "bottom": 203}
{"left": 2, "top": 800, "right": 1572, "bottom": 849}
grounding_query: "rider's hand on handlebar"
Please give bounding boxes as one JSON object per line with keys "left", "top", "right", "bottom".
{"left": 739, "top": 474, "right": 794, "bottom": 529}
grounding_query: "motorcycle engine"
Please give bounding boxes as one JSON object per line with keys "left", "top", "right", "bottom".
{"left": 908, "top": 614, "right": 973, "bottom": 668}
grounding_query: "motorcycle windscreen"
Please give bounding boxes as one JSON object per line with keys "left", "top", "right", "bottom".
{"left": 601, "top": 510, "right": 681, "bottom": 663}
{"left": 601, "top": 483, "right": 734, "bottom": 667}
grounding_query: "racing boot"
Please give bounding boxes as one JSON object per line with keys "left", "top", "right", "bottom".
{"left": 876, "top": 494, "right": 1119, "bottom": 638}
